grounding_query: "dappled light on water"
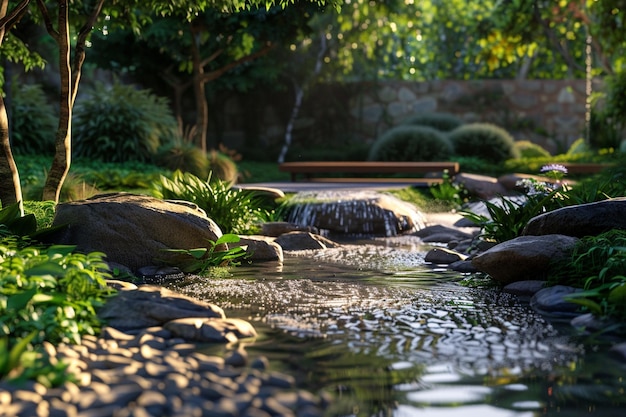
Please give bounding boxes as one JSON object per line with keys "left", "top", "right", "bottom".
{"left": 175, "top": 239, "right": 626, "bottom": 416}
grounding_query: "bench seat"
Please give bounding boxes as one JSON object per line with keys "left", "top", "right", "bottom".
{"left": 279, "top": 161, "right": 460, "bottom": 184}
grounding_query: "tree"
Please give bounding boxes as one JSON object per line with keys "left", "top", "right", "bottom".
{"left": 478, "top": 0, "right": 626, "bottom": 77}
{"left": 0, "top": 0, "right": 44, "bottom": 213}
{"left": 0, "top": 0, "right": 334, "bottom": 205}
{"left": 89, "top": 3, "right": 321, "bottom": 152}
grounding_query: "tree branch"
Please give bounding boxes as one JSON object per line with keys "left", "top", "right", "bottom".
{"left": 200, "top": 49, "right": 224, "bottom": 68}
{"left": 201, "top": 42, "right": 274, "bottom": 83}
{"left": 70, "top": 0, "right": 105, "bottom": 107}
{"left": 36, "top": 0, "right": 58, "bottom": 40}
{"left": 0, "top": 0, "right": 30, "bottom": 32}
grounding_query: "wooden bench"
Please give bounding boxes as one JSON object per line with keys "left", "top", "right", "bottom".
{"left": 279, "top": 161, "right": 460, "bottom": 185}
{"left": 559, "top": 163, "right": 615, "bottom": 175}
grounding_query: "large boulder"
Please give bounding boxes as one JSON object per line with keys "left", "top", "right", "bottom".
{"left": 523, "top": 198, "right": 626, "bottom": 238}
{"left": 46, "top": 193, "right": 223, "bottom": 271}
{"left": 286, "top": 190, "right": 426, "bottom": 237}
{"left": 471, "top": 234, "right": 579, "bottom": 284}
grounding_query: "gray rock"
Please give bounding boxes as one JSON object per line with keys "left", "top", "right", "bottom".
{"left": 260, "top": 222, "right": 318, "bottom": 237}
{"left": 455, "top": 173, "right": 508, "bottom": 199}
{"left": 523, "top": 198, "right": 626, "bottom": 238}
{"left": 415, "top": 224, "right": 474, "bottom": 244}
{"left": 98, "top": 285, "right": 225, "bottom": 330}
{"left": 164, "top": 317, "right": 257, "bottom": 343}
{"left": 471, "top": 234, "right": 579, "bottom": 284}
{"left": 136, "top": 266, "right": 185, "bottom": 283}
{"left": 609, "top": 342, "right": 626, "bottom": 362}
{"left": 275, "top": 232, "right": 339, "bottom": 251}
{"left": 46, "top": 193, "right": 223, "bottom": 272}
{"left": 449, "top": 260, "right": 478, "bottom": 273}
{"left": 570, "top": 313, "right": 618, "bottom": 334}
{"left": 234, "top": 236, "right": 283, "bottom": 262}
{"left": 424, "top": 247, "right": 467, "bottom": 264}
{"left": 503, "top": 280, "right": 547, "bottom": 298}
{"left": 530, "top": 285, "right": 583, "bottom": 318}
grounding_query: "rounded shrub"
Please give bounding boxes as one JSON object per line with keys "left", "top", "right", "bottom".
{"left": 72, "top": 81, "right": 178, "bottom": 163}
{"left": 155, "top": 142, "right": 209, "bottom": 179}
{"left": 368, "top": 125, "right": 453, "bottom": 162}
{"left": 9, "top": 82, "right": 56, "bottom": 155}
{"left": 208, "top": 150, "right": 239, "bottom": 184}
{"left": 400, "top": 112, "right": 463, "bottom": 132}
{"left": 449, "top": 123, "right": 519, "bottom": 163}
{"left": 514, "top": 140, "right": 551, "bottom": 158}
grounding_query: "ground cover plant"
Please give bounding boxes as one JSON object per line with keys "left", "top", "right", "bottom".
{"left": 461, "top": 159, "right": 626, "bottom": 325}
{"left": 549, "top": 230, "right": 626, "bottom": 323}
{"left": 0, "top": 203, "right": 115, "bottom": 386}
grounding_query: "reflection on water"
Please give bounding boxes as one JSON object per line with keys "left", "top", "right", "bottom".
{"left": 175, "top": 241, "right": 626, "bottom": 416}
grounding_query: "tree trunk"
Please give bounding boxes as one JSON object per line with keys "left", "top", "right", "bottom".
{"left": 277, "top": 33, "right": 327, "bottom": 164}
{"left": 0, "top": 0, "right": 24, "bottom": 213}
{"left": 42, "top": 0, "right": 71, "bottom": 202}
{"left": 0, "top": 95, "right": 22, "bottom": 212}
{"left": 190, "top": 28, "right": 209, "bottom": 152}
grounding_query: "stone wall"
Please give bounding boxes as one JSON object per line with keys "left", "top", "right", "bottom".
{"left": 214, "top": 79, "right": 599, "bottom": 157}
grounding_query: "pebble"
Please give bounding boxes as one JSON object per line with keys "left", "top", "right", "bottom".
{"left": 0, "top": 325, "right": 327, "bottom": 417}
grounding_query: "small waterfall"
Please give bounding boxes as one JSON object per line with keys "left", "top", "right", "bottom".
{"left": 285, "top": 190, "right": 427, "bottom": 237}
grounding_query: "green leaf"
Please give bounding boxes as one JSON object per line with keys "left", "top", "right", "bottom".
{"left": 7, "top": 288, "right": 37, "bottom": 310}
{"left": 215, "top": 234, "right": 241, "bottom": 245}
{"left": 8, "top": 331, "right": 37, "bottom": 373}
{"left": 24, "top": 262, "right": 66, "bottom": 277}
{"left": 608, "top": 283, "right": 626, "bottom": 305}
{"left": 566, "top": 297, "right": 603, "bottom": 315}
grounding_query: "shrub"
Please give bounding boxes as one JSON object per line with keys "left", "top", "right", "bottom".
{"left": 150, "top": 170, "right": 272, "bottom": 234}
{"left": 449, "top": 123, "right": 519, "bottom": 163}
{"left": 400, "top": 112, "right": 463, "bottom": 132}
{"left": 368, "top": 125, "right": 453, "bottom": 162}
{"left": 9, "top": 82, "right": 56, "bottom": 155}
{"left": 72, "top": 81, "right": 178, "bottom": 163}
{"left": 514, "top": 140, "right": 551, "bottom": 159}
{"left": 156, "top": 142, "right": 209, "bottom": 179}
{"left": 207, "top": 150, "right": 238, "bottom": 184}
{"left": 0, "top": 237, "right": 114, "bottom": 386}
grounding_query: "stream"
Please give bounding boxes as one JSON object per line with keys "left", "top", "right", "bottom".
{"left": 173, "top": 238, "right": 626, "bottom": 417}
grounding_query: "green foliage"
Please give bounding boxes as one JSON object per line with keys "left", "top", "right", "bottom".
{"left": 514, "top": 140, "right": 551, "bottom": 159}
{"left": 461, "top": 164, "right": 570, "bottom": 242}
{"left": 550, "top": 230, "right": 626, "bottom": 321}
{"left": 566, "top": 138, "right": 591, "bottom": 155}
{"left": 0, "top": 203, "right": 37, "bottom": 238}
{"left": 150, "top": 170, "right": 273, "bottom": 234}
{"left": 449, "top": 123, "right": 519, "bottom": 164}
{"left": 461, "top": 195, "right": 548, "bottom": 243}
{"left": 8, "top": 82, "right": 56, "bottom": 156}
{"left": 156, "top": 142, "right": 209, "bottom": 179}
{"left": 429, "top": 170, "right": 467, "bottom": 209}
{"left": 24, "top": 173, "right": 99, "bottom": 203}
{"left": 207, "top": 150, "right": 239, "bottom": 185}
{"left": 590, "top": 71, "right": 626, "bottom": 149}
{"left": 72, "top": 81, "right": 178, "bottom": 163}
{"left": 400, "top": 112, "right": 463, "bottom": 132}
{"left": 23, "top": 201, "right": 57, "bottom": 231}
{"left": 164, "top": 234, "right": 248, "bottom": 274}
{"left": 0, "top": 240, "right": 114, "bottom": 385}
{"left": 368, "top": 126, "right": 453, "bottom": 162}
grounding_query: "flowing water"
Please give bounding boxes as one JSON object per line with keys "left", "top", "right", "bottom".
{"left": 173, "top": 238, "right": 626, "bottom": 417}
